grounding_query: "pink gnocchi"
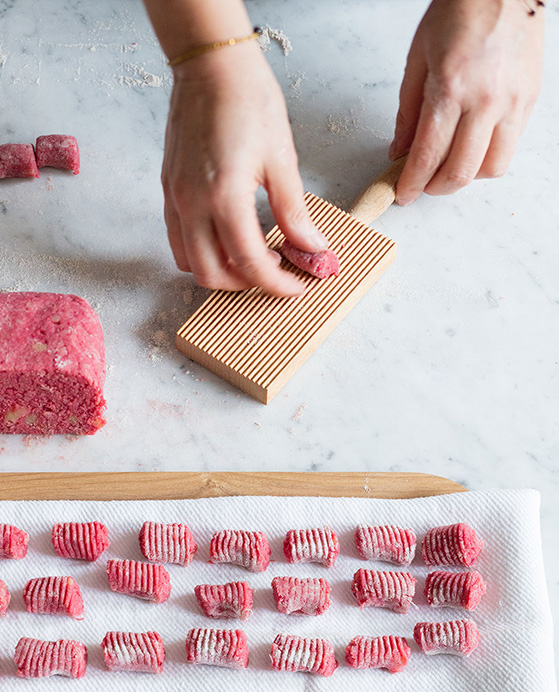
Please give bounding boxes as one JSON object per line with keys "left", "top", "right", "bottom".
{"left": 414, "top": 619, "right": 480, "bottom": 657}
{"left": 425, "top": 570, "right": 486, "bottom": 611}
{"left": 421, "top": 523, "right": 483, "bottom": 567}
{"left": 23, "top": 576, "right": 84, "bottom": 619}
{"left": 0, "top": 579, "right": 10, "bottom": 616}
{"left": 271, "top": 576, "right": 331, "bottom": 616}
{"left": 0, "top": 523, "right": 29, "bottom": 559}
{"left": 195, "top": 581, "right": 253, "bottom": 620}
{"left": 139, "top": 521, "right": 198, "bottom": 566}
{"left": 106, "top": 559, "right": 171, "bottom": 603}
{"left": 270, "top": 634, "right": 338, "bottom": 677}
{"left": 14, "top": 638, "right": 87, "bottom": 679}
{"left": 345, "top": 635, "right": 411, "bottom": 673}
{"left": 351, "top": 569, "right": 416, "bottom": 613}
{"left": 283, "top": 526, "right": 340, "bottom": 568}
{"left": 281, "top": 239, "right": 340, "bottom": 280}
{"left": 185, "top": 628, "right": 249, "bottom": 669}
{"left": 0, "top": 143, "right": 40, "bottom": 179}
{"left": 210, "top": 530, "right": 271, "bottom": 573}
{"left": 101, "top": 631, "right": 165, "bottom": 674}
{"left": 51, "top": 521, "right": 110, "bottom": 562}
{"left": 354, "top": 525, "right": 416, "bottom": 566}
{"left": 35, "top": 135, "right": 80, "bottom": 174}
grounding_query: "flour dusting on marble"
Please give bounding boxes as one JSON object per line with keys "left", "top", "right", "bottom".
{"left": 258, "top": 26, "right": 293, "bottom": 56}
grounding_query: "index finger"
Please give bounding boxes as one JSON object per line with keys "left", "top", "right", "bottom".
{"left": 396, "top": 82, "right": 461, "bottom": 206}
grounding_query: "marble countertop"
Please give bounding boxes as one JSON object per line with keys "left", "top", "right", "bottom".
{"left": 1, "top": 0, "right": 557, "bottom": 661}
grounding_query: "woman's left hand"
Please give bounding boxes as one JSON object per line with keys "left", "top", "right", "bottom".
{"left": 390, "top": 0, "right": 545, "bottom": 206}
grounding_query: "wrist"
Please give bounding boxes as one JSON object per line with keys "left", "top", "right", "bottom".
{"left": 171, "top": 39, "right": 264, "bottom": 83}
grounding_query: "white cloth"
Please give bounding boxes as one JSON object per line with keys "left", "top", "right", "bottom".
{"left": 0, "top": 489, "right": 555, "bottom": 691}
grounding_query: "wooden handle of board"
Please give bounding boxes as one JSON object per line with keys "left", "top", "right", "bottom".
{"left": 349, "top": 156, "right": 407, "bottom": 225}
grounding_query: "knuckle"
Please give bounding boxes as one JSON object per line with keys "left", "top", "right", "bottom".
{"left": 230, "top": 253, "right": 261, "bottom": 277}
{"left": 476, "top": 89, "right": 497, "bottom": 111}
{"left": 169, "top": 181, "right": 191, "bottom": 210}
{"left": 413, "top": 149, "right": 441, "bottom": 173}
{"left": 444, "top": 169, "right": 475, "bottom": 189}
{"left": 283, "top": 204, "right": 308, "bottom": 230}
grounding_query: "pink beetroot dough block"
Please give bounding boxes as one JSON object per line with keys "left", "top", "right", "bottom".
{"left": 281, "top": 239, "right": 340, "bottom": 279}
{"left": 0, "top": 144, "right": 40, "bottom": 179}
{"left": 35, "top": 135, "right": 80, "bottom": 175}
{"left": 0, "top": 292, "right": 106, "bottom": 435}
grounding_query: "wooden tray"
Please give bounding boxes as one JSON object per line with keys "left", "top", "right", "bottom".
{"left": 0, "top": 472, "right": 466, "bottom": 501}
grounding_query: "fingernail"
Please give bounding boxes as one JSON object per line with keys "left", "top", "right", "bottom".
{"left": 268, "top": 249, "right": 282, "bottom": 265}
{"left": 396, "top": 195, "right": 413, "bottom": 207}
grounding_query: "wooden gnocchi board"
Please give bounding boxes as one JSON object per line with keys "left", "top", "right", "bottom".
{"left": 176, "top": 159, "right": 407, "bottom": 404}
{"left": 0, "top": 472, "right": 466, "bottom": 501}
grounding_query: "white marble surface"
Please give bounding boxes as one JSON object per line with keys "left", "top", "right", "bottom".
{"left": 0, "top": 0, "right": 557, "bottom": 661}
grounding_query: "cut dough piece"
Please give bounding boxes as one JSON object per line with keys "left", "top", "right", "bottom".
{"left": 281, "top": 239, "right": 340, "bottom": 279}
{"left": 0, "top": 143, "right": 40, "bottom": 179}
{"left": 35, "top": 135, "right": 80, "bottom": 174}
{"left": 0, "top": 292, "right": 106, "bottom": 435}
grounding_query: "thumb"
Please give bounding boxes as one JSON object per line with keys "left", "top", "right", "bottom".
{"left": 265, "top": 157, "right": 329, "bottom": 253}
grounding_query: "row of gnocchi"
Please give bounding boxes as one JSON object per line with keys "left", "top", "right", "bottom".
{"left": 1, "top": 520, "right": 484, "bottom": 570}
{"left": 12, "top": 621, "right": 480, "bottom": 680}
{"left": 0, "top": 566, "right": 486, "bottom": 620}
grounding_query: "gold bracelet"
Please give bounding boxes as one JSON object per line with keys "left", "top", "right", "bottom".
{"left": 167, "top": 27, "right": 260, "bottom": 67}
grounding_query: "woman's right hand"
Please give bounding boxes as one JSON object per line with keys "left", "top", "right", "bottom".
{"left": 162, "top": 41, "right": 329, "bottom": 296}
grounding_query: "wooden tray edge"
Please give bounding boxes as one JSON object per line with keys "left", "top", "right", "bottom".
{"left": 0, "top": 472, "right": 467, "bottom": 501}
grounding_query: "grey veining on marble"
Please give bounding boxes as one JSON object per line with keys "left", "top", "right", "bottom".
{"left": 0, "top": 0, "right": 558, "bottom": 659}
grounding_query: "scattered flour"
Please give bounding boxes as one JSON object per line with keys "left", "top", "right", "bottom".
{"left": 327, "top": 113, "right": 356, "bottom": 136}
{"left": 257, "top": 25, "right": 292, "bottom": 56}
{"left": 118, "top": 63, "right": 169, "bottom": 88}
{"left": 292, "top": 404, "right": 308, "bottom": 421}
{"left": 289, "top": 71, "right": 306, "bottom": 98}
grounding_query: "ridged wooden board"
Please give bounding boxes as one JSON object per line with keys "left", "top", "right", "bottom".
{"left": 177, "top": 192, "right": 397, "bottom": 403}
{"left": 0, "top": 472, "right": 467, "bottom": 501}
